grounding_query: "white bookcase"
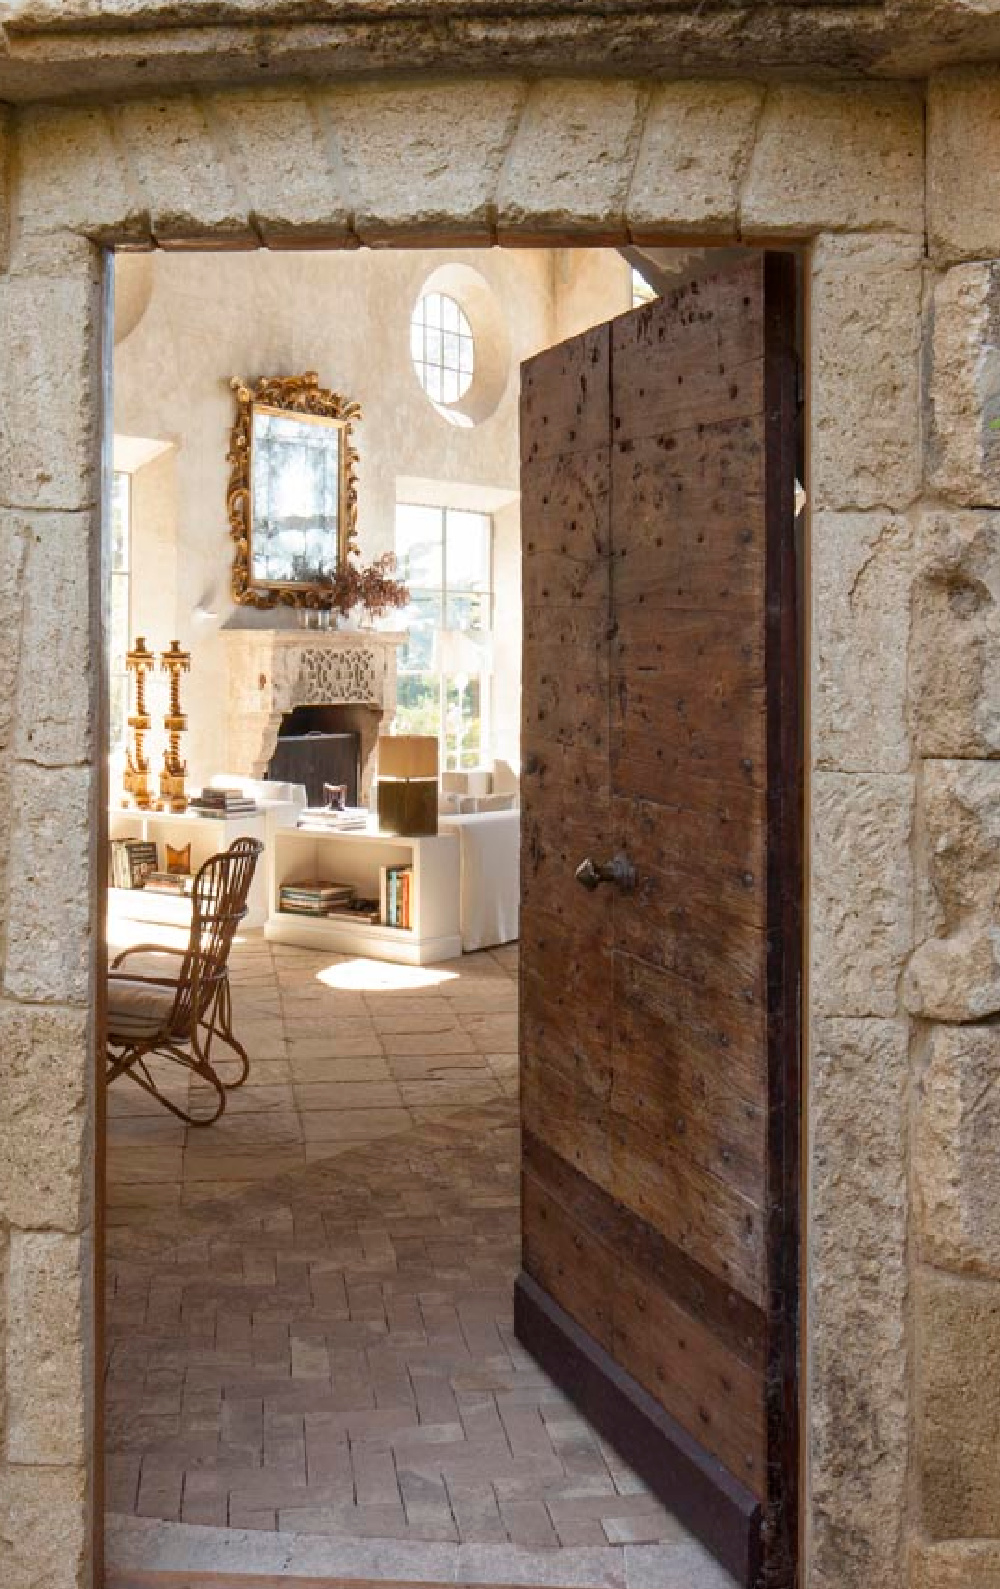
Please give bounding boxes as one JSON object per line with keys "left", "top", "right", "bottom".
{"left": 265, "top": 827, "right": 462, "bottom": 965}
{"left": 107, "top": 804, "right": 295, "bottom": 931}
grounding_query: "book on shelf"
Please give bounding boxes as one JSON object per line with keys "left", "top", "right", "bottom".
{"left": 324, "top": 897, "right": 381, "bottom": 925}
{"left": 296, "top": 806, "right": 369, "bottom": 833}
{"left": 279, "top": 878, "right": 355, "bottom": 916}
{"left": 379, "top": 864, "right": 413, "bottom": 930}
{"left": 143, "top": 870, "right": 194, "bottom": 896}
{"left": 190, "top": 787, "right": 258, "bottom": 816}
{"left": 109, "top": 838, "right": 159, "bottom": 890}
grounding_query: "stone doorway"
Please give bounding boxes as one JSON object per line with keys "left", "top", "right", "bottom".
{"left": 0, "top": 71, "right": 948, "bottom": 1589}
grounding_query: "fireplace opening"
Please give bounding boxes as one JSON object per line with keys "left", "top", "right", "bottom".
{"left": 267, "top": 705, "right": 363, "bottom": 807}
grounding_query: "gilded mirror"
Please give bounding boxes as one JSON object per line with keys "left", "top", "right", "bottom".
{"left": 228, "top": 372, "right": 360, "bottom": 608}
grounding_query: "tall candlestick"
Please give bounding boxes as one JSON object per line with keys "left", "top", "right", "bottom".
{"left": 124, "top": 636, "right": 156, "bottom": 810}
{"left": 159, "top": 640, "right": 192, "bottom": 813}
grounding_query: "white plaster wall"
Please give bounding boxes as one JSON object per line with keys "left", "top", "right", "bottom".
{"left": 129, "top": 447, "right": 179, "bottom": 646}
{"left": 112, "top": 246, "right": 580, "bottom": 789}
{"left": 553, "top": 248, "right": 633, "bottom": 342}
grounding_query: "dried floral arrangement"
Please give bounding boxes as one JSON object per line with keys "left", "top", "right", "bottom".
{"left": 329, "top": 550, "right": 409, "bottom": 619}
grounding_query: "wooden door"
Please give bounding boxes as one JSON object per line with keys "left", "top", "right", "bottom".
{"left": 517, "top": 254, "right": 800, "bottom": 1589}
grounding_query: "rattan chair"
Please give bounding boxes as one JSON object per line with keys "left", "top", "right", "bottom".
{"left": 106, "top": 837, "right": 264, "bottom": 1125}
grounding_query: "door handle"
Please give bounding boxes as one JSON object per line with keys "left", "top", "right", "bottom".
{"left": 574, "top": 853, "right": 637, "bottom": 893}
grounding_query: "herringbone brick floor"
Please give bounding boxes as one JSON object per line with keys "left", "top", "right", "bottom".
{"left": 105, "top": 935, "right": 724, "bottom": 1583}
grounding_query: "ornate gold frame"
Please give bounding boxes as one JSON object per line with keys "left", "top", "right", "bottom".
{"left": 227, "top": 371, "right": 361, "bottom": 609}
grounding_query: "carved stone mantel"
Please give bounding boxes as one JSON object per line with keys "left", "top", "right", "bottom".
{"left": 223, "top": 628, "right": 406, "bottom": 789}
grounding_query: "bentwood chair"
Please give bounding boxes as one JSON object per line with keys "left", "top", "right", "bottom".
{"left": 105, "top": 837, "right": 264, "bottom": 1125}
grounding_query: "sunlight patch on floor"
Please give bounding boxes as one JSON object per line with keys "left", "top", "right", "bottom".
{"left": 315, "top": 957, "right": 461, "bottom": 992}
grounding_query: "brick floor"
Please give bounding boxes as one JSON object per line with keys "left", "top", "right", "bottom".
{"left": 104, "top": 934, "right": 703, "bottom": 1574}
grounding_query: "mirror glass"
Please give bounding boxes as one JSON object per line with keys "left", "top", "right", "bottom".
{"left": 249, "top": 405, "right": 344, "bottom": 589}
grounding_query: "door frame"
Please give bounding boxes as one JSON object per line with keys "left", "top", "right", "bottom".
{"left": 0, "top": 75, "right": 931, "bottom": 1589}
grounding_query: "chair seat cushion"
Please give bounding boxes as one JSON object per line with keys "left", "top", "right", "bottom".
{"left": 107, "top": 974, "right": 178, "bottom": 1041}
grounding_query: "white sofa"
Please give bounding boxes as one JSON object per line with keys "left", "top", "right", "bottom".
{"left": 439, "top": 809, "right": 520, "bottom": 952}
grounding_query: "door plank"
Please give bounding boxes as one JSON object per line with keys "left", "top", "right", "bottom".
{"left": 523, "top": 1131, "right": 766, "bottom": 1371}
{"left": 612, "top": 1115, "right": 766, "bottom": 1306}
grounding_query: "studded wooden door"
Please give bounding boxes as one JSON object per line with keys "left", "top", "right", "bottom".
{"left": 516, "top": 253, "right": 801, "bottom": 1589}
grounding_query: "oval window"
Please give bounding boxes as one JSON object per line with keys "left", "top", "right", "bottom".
{"left": 410, "top": 291, "right": 475, "bottom": 409}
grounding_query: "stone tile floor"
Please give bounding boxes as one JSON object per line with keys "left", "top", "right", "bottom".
{"left": 105, "top": 929, "right": 734, "bottom": 1588}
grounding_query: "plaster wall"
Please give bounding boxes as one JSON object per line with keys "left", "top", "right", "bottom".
{"left": 112, "top": 246, "right": 568, "bottom": 789}
{"left": 0, "top": 61, "right": 997, "bottom": 1589}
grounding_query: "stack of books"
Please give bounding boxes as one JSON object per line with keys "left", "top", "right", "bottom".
{"left": 297, "top": 806, "right": 369, "bottom": 833}
{"left": 109, "top": 839, "right": 159, "bottom": 890}
{"left": 380, "top": 864, "right": 413, "bottom": 930}
{"left": 279, "top": 879, "right": 355, "bottom": 917}
{"left": 325, "top": 896, "right": 381, "bottom": 925}
{"left": 144, "top": 870, "right": 194, "bottom": 897}
{"left": 190, "top": 787, "right": 258, "bottom": 818}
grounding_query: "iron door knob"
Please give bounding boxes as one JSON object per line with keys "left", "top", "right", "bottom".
{"left": 574, "top": 853, "right": 637, "bottom": 893}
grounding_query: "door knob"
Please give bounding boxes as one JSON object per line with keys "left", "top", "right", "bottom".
{"left": 574, "top": 853, "right": 637, "bottom": 893}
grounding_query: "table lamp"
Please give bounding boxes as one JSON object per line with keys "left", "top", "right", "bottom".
{"left": 376, "top": 734, "right": 439, "bottom": 836}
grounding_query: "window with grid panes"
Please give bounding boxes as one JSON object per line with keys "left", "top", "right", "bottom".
{"left": 394, "top": 503, "right": 492, "bottom": 770}
{"left": 410, "top": 293, "right": 475, "bottom": 408}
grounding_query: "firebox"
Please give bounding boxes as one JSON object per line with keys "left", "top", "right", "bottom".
{"left": 266, "top": 705, "right": 362, "bottom": 807}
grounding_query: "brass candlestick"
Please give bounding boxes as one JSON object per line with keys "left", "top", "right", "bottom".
{"left": 124, "top": 636, "right": 156, "bottom": 810}
{"left": 159, "top": 640, "right": 192, "bottom": 813}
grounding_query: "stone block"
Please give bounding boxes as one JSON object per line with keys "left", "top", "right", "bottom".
{"left": 0, "top": 266, "right": 103, "bottom": 512}
{"left": 0, "top": 103, "right": 12, "bottom": 272}
{"left": 0, "top": 1001, "right": 91, "bottom": 1232}
{"left": 812, "top": 511, "right": 912, "bottom": 774}
{"left": 10, "top": 510, "right": 100, "bottom": 767}
{"left": 2, "top": 762, "right": 95, "bottom": 1006}
{"left": 497, "top": 81, "right": 645, "bottom": 240}
{"left": 210, "top": 87, "right": 353, "bottom": 246}
{"left": 0, "top": 1465, "right": 88, "bottom": 1589}
{"left": 927, "top": 263, "right": 1000, "bottom": 508}
{"left": 810, "top": 232, "right": 923, "bottom": 513}
{"left": 15, "top": 102, "right": 148, "bottom": 245}
{"left": 911, "top": 1541, "right": 1000, "bottom": 1588}
{"left": 742, "top": 83, "right": 923, "bottom": 236}
{"left": 906, "top": 760, "right": 1000, "bottom": 1021}
{"left": 916, "top": 1023, "right": 1000, "bottom": 1276}
{"left": 0, "top": 516, "right": 27, "bottom": 941}
{"left": 928, "top": 67, "right": 1000, "bottom": 266}
{"left": 6, "top": 1230, "right": 88, "bottom": 1464}
{"left": 918, "top": 1267, "right": 1000, "bottom": 1539}
{"left": 626, "top": 82, "right": 763, "bottom": 239}
{"left": 112, "top": 96, "right": 255, "bottom": 245}
{"left": 809, "top": 1017, "right": 909, "bottom": 1589}
{"left": 911, "top": 510, "right": 1000, "bottom": 757}
{"left": 811, "top": 773, "right": 914, "bottom": 1018}
{"left": 332, "top": 81, "right": 525, "bottom": 244}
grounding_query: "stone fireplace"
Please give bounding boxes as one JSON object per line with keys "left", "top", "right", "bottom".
{"left": 223, "top": 628, "right": 406, "bottom": 800}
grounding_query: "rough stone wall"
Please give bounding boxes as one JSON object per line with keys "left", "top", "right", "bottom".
{"left": 0, "top": 65, "right": 989, "bottom": 1589}
{"left": 906, "top": 62, "right": 1000, "bottom": 1589}
{"left": 0, "top": 108, "right": 104, "bottom": 1589}
{"left": 0, "top": 0, "right": 998, "bottom": 97}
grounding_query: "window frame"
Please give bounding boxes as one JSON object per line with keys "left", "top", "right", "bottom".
{"left": 394, "top": 502, "right": 494, "bottom": 772}
{"left": 109, "top": 469, "right": 133, "bottom": 760}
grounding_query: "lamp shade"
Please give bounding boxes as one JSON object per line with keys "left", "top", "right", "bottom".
{"left": 377, "top": 734, "right": 439, "bottom": 780}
